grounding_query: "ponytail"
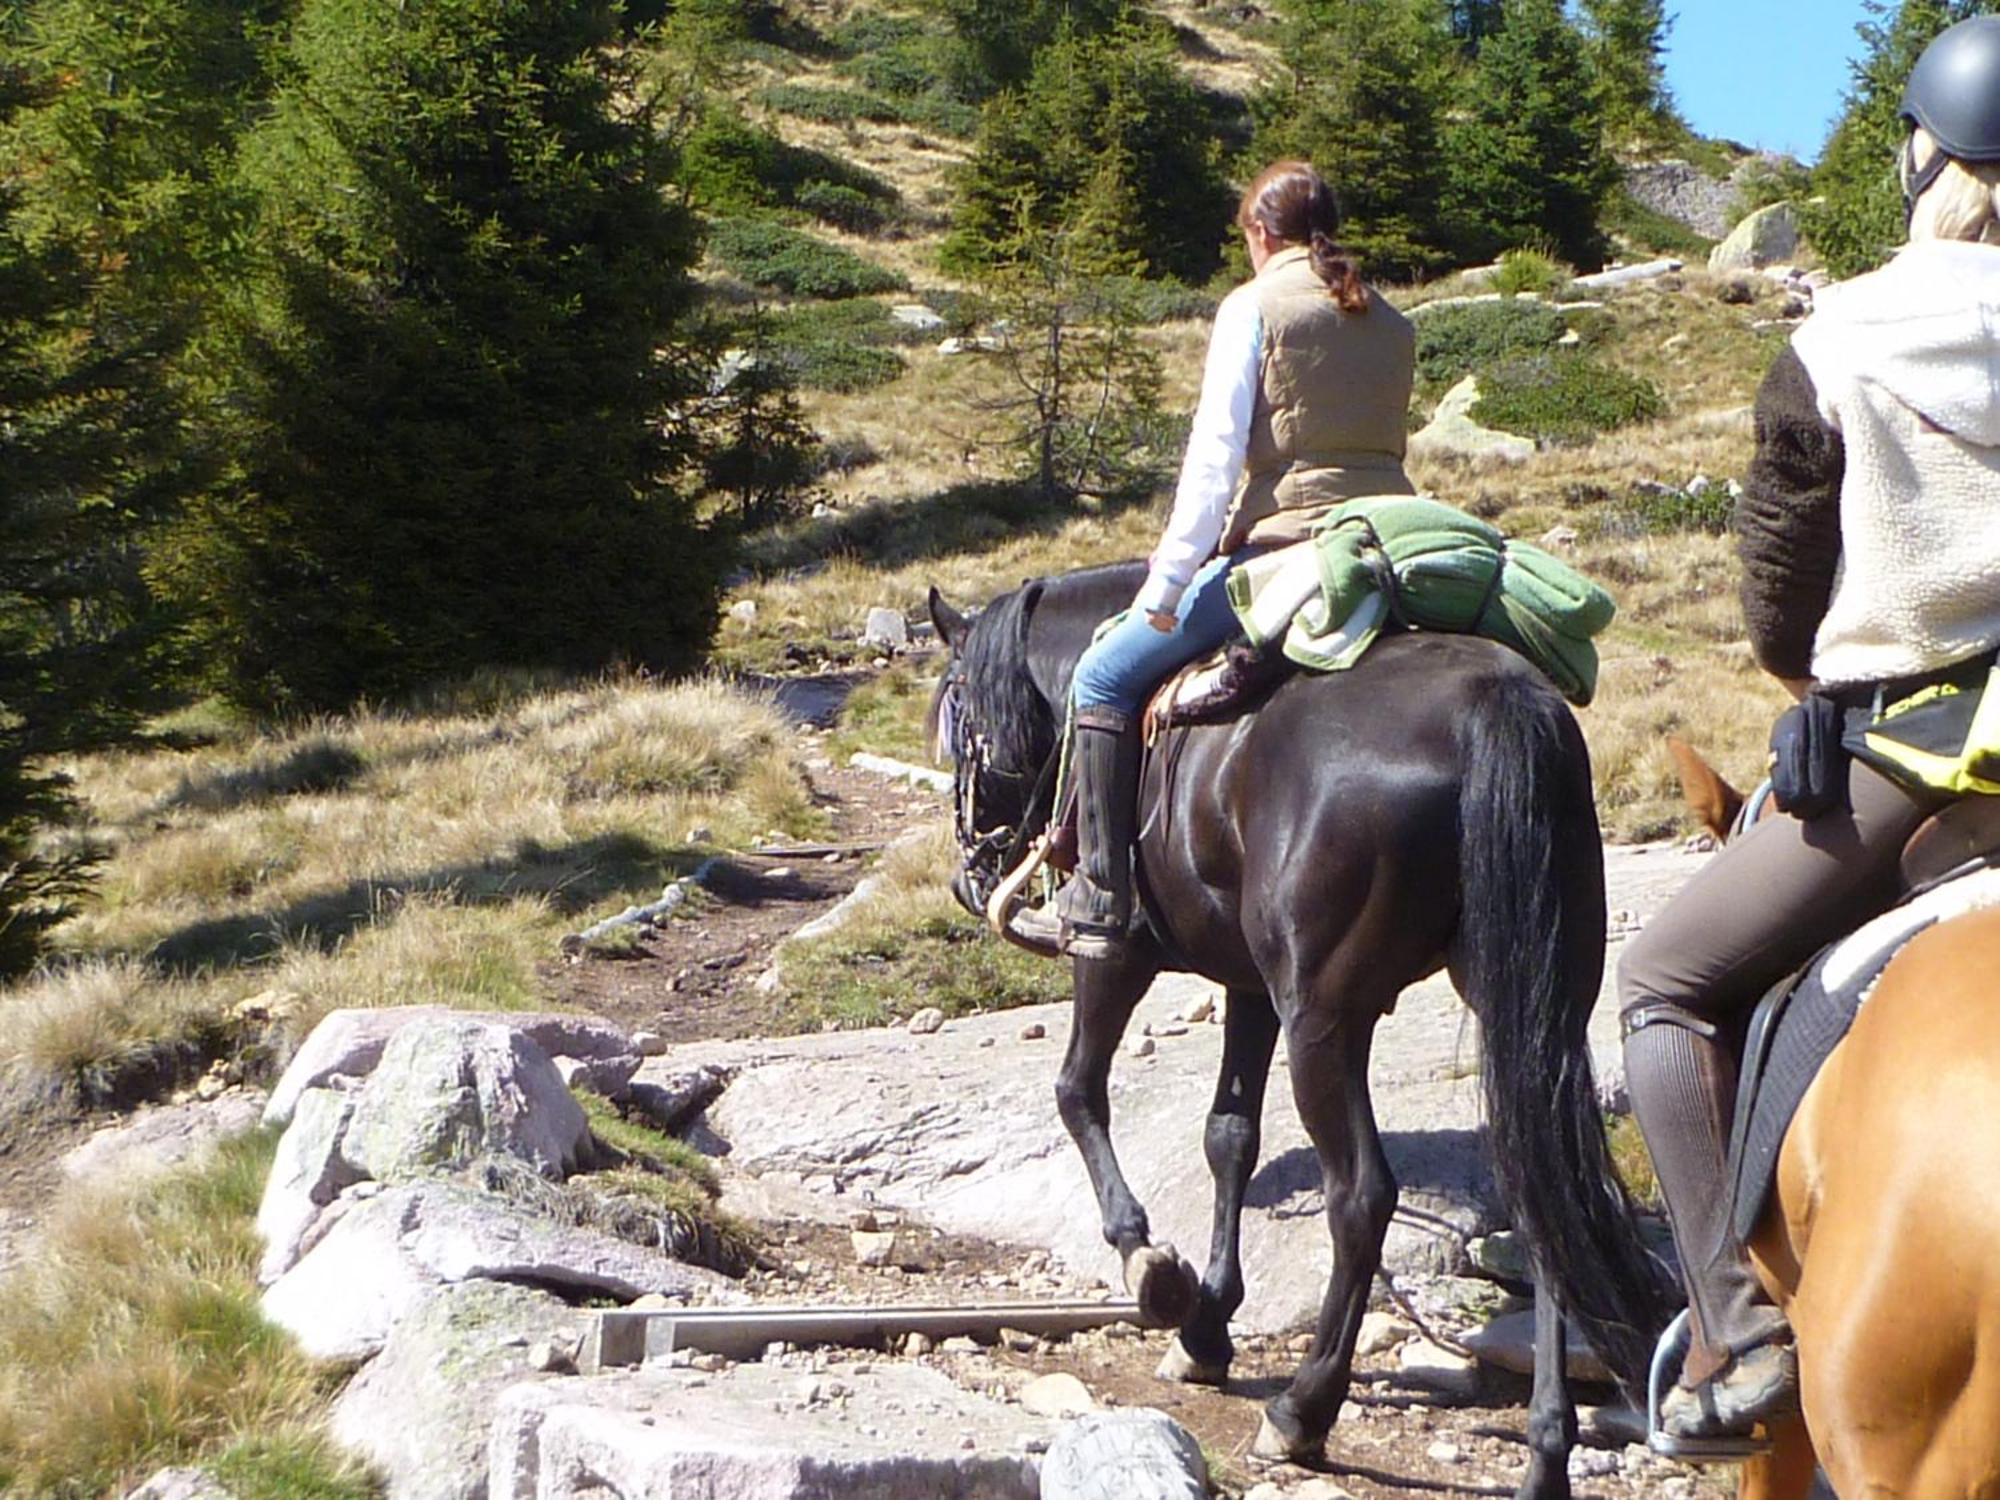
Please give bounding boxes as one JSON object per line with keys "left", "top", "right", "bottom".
{"left": 1308, "top": 229, "right": 1368, "bottom": 314}
{"left": 1239, "top": 160, "right": 1370, "bottom": 313}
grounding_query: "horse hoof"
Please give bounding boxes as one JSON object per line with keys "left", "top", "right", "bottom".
{"left": 1155, "top": 1336, "right": 1229, "bottom": 1387}
{"left": 1252, "top": 1413, "right": 1322, "bottom": 1465}
{"left": 1123, "top": 1244, "right": 1198, "bottom": 1328}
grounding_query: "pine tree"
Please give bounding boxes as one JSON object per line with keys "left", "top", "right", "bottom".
{"left": 1249, "top": 0, "right": 1458, "bottom": 281}
{"left": 150, "top": 0, "right": 724, "bottom": 714}
{"left": 943, "top": 19, "right": 1231, "bottom": 284}
{"left": 0, "top": 47, "right": 188, "bottom": 974}
{"left": 1579, "top": 0, "right": 1681, "bottom": 147}
{"left": 1804, "top": 0, "right": 2000, "bottom": 279}
{"left": 1446, "top": 0, "right": 1506, "bottom": 49}
{"left": 1442, "top": 0, "right": 1616, "bottom": 268}
{"left": 926, "top": 0, "right": 1130, "bottom": 97}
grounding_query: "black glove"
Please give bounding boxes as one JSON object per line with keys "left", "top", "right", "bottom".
{"left": 1768, "top": 692, "right": 1848, "bottom": 819}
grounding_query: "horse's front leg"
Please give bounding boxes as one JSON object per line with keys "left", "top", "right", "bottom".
{"left": 1518, "top": 1271, "right": 1575, "bottom": 1500}
{"left": 1158, "top": 986, "right": 1280, "bottom": 1387}
{"left": 1053, "top": 941, "right": 1194, "bottom": 1325}
{"left": 1256, "top": 1005, "right": 1396, "bottom": 1464}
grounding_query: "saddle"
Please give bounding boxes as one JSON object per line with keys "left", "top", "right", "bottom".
{"left": 1728, "top": 794, "right": 2000, "bottom": 1241}
{"left": 1141, "top": 638, "right": 1296, "bottom": 739}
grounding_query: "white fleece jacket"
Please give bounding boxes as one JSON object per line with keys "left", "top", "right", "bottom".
{"left": 1791, "top": 238, "right": 2000, "bottom": 686}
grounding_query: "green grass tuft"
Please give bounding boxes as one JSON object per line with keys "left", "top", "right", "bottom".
{"left": 1472, "top": 352, "right": 1666, "bottom": 445}
{"left": 707, "top": 218, "right": 909, "bottom": 300}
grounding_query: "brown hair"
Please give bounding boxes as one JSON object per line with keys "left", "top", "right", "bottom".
{"left": 1236, "top": 160, "right": 1367, "bottom": 313}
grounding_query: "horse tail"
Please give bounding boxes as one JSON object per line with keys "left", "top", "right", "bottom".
{"left": 1456, "top": 669, "right": 1669, "bottom": 1394}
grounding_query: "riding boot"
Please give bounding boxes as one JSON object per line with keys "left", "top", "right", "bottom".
{"left": 1623, "top": 1009, "right": 1798, "bottom": 1437}
{"left": 1008, "top": 708, "right": 1140, "bottom": 960}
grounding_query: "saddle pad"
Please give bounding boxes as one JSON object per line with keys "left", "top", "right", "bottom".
{"left": 1731, "top": 863, "right": 2000, "bottom": 1240}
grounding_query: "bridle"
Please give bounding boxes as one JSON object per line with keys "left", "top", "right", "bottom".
{"left": 936, "top": 667, "right": 1061, "bottom": 915}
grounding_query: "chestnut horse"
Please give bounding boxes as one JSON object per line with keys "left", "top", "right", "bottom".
{"left": 1674, "top": 741, "right": 2000, "bottom": 1499}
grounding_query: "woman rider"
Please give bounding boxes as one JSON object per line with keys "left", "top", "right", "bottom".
{"left": 1622, "top": 14, "right": 2000, "bottom": 1446}
{"left": 1010, "top": 160, "right": 1417, "bottom": 958}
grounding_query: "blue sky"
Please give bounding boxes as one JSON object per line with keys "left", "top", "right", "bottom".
{"left": 1661, "top": 1, "right": 1876, "bottom": 161}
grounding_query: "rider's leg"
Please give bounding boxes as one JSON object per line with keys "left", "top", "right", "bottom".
{"left": 1011, "top": 553, "right": 1246, "bottom": 957}
{"left": 1619, "top": 758, "right": 1930, "bottom": 1435}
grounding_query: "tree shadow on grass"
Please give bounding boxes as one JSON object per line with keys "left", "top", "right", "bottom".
{"left": 741, "top": 477, "right": 1164, "bottom": 577}
{"left": 147, "top": 831, "right": 703, "bottom": 973}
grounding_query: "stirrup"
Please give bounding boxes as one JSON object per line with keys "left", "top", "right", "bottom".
{"left": 1646, "top": 1309, "right": 1774, "bottom": 1463}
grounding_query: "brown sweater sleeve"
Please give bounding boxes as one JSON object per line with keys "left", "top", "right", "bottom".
{"left": 1736, "top": 345, "right": 1845, "bottom": 680}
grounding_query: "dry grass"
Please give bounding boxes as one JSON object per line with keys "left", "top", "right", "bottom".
{"left": 771, "top": 824, "right": 1071, "bottom": 1030}
{"left": 7, "top": 678, "right": 819, "bottom": 1112}
{"left": 0, "top": 1130, "right": 372, "bottom": 1499}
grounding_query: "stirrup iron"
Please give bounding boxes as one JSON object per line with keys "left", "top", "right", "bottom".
{"left": 1646, "top": 1308, "right": 1774, "bottom": 1463}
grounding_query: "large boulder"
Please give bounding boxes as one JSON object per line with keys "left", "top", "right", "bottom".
{"left": 1379, "top": 375, "right": 1533, "bottom": 465}
{"left": 1708, "top": 202, "right": 1800, "bottom": 275}
{"left": 332, "top": 1280, "right": 587, "bottom": 1500}
{"left": 256, "top": 1085, "right": 362, "bottom": 1283}
{"left": 341, "top": 1018, "right": 590, "bottom": 1183}
{"left": 266, "top": 1006, "right": 635, "bottom": 1128}
{"left": 63, "top": 1092, "right": 266, "bottom": 1190}
{"left": 262, "top": 1180, "right": 735, "bottom": 1361}
{"left": 487, "top": 1360, "right": 1048, "bottom": 1500}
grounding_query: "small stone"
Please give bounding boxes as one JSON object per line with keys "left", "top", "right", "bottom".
{"left": 728, "top": 600, "right": 757, "bottom": 625}
{"left": 1178, "top": 994, "right": 1214, "bottom": 1025}
{"left": 795, "top": 1377, "right": 825, "bottom": 1406}
{"left": 1018, "top": 1022, "right": 1047, "bottom": 1041}
{"left": 907, "top": 1008, "right": 945, "bottom": 1036}
{"left": 1288, "top": 1332, "right": 1314, "bottom": 1354}
{"left": 1245, "top": 1486, "right": 1287, "bottom": 1500}
{"left": 1128, "top": 1036, "right": 1156, "bottom": 1059}
{"left": 630, "top": 1030, "right": 666, "bottom": 1057}
{"left": 1000, "top": 1327, "right": 1037, "bottom": 1353}
{"left": 1567, "top": 1447, "right": 1622, "bottom": 1479}
{"left": 904, "top": 1332, "right": 935, "bottom": 1355}
{"left": 685, "top": 826, "right": 712, "bottom": 844}
{"left": 1355, "top": 1311, "right": 1413, "bottom": 1357}
{"left": 978, "top": 1036, "right": 996, "bottom": 1048}
{"left": 691, "top": 1353, "right": 729, "bottom": 1372}
{"left": 1019, "top": 1371, "right": 1096, "bottom": 1418}
{"left": 1469, "top": 1230, "right": 1532, "bottom": 1284}
{"left": 940, "top": 1336, "right": 981, "bottom": 1355}
{"left": 1427, "top": 1441, "right": 1463, "bottom": 1465}
{"left": 628, "top": 1292, "right": 671, "bottom": 1311}
{"left": 763, "top": 866, "right": 796, "bottom": 882}
{"left": 1337, "top": 1400, "right": 1366, "bottom": 1425}
{"left": 526, "top": 1337, "right": 575, "bottom": 1375}
{"left": 1295, "top": 1481, "right": 1356, "bottom": 1500}
{"left": 861, "top": 607, "right": 910, "bottom": 650}
{"left": 851, "top": 1228, "right": 898, "bottom": 1267}
{"left": 762, "top": 1341, "right": 793, "bottom": 1362}
{"left": 1152, "top": 1021, "right": 1189, "bottom": 1038}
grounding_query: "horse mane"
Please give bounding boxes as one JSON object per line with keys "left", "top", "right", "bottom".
{"left": 958, "top": 578, "right": 1056, "bottom": 774}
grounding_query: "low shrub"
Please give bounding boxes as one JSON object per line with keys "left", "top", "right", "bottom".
{"left": 706, "top": 219, "right": 908, "bottom": 299}
{"left": 757, "top": 82, "right": 979, "bottom": 137}
{"left": 1598, "top": 480, "right": 1737, "bottom": 537}
{"left": 1412, "top": 299, "right": 1569, "bottom": 392}
{"left": 793, "top": 180, "right": 888, "bottom": 234}
{"left": 1491, "top": 247, "right": 1573, "bottom": 299}
{"left": 680, "top": 113, "right": 899, "bottom": 225}
{"left": 1472, "top": 352, "right": 1666, "bottom": 445}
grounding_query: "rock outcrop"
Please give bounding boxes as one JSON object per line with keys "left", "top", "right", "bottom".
{"left": 1708, "top": 202, "right": 1801, "bottom": 275}
{"left": 1407, "top": 377, "right": 1535, "bottom": 465}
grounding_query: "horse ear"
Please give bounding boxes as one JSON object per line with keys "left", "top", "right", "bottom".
{"left": 928, "top": 586, "right": 970, "bottom": 651}
{"left": 1666, "top": 734, "right": 1744, "bottom": 842}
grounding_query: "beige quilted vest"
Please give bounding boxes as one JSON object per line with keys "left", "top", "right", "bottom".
{"left": 1220, "top": 246, "right": 1416, "bottom": 552}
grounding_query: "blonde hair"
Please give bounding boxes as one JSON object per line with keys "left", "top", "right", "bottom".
{"left": 1905, "top": 126, "right": 2000, "bottom": 244}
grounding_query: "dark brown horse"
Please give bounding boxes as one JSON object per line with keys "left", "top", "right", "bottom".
{"left": 928, "top": 561, "right": 1666, "bottom": 1498}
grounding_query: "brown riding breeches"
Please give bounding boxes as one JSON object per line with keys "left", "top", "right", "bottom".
{"left": 1617, "top": 759, "right": 1932, "bottom": 1026}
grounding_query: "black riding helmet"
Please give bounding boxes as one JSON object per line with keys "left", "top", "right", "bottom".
{"left": 1901, "top": 15, "right": 2000, "bottom": 211}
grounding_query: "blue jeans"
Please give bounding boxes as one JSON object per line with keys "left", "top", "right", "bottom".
{"left": 1071, "top": 553, "right": 1248, "bottom": 717}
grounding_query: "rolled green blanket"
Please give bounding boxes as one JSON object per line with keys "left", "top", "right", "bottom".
{"left": 1225, "top": 495, "right": 1616, "bottom": 705}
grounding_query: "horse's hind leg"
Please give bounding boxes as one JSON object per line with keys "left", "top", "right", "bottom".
{"left": 1256, "top": 1008, "right": 1395, "bottom": 1465}
{"left": 1158, "top": 987, "right": 1280, "bottom": 1387}
{"left": 1519, "top": 1268, "right": 1575, "bottom": 1500}
{"left": 1053, "top": 942, "right": 1195, "bottom": 1326}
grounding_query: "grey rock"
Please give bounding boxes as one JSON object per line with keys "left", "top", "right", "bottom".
{"left": 906, "top": 1007, "right": 945, "bottom": 1035}
{"left": 623, "top": 1062, "right": 731, "bottom": 1136}
{"left": 889, "top": 303, "right": 945, "bottom": 331}
{"left": 1018, "top": 1372, "right": 1096, "bottom": 1418}
{"left": 1709, "top": 202, "right": 1800, "bottom": 275}
{"left": 125, "top": 1469, "right": 237, "bottom": 1500}
{"left": 1571, "top": 257, "right": 1684, "bottom": 290}
{"left": 1462, "top": 1306, "right": 1616, "bottom": 1385}
{"left": 342, "top": 1019, "right": 590, "bottom": 1183}
{"left": 1398, "top": 1336, "right": 1480, "bottom": 1397}
{"left": 331, "top": 1280, "right": 587, "bottom": 1500}
{"left": 1468, "top": 1229, "right": 1531, "bottom": 1285}
{"left": 553, "top": 1052, "right": 641, "bottom": 1098}
{"left": 266, "top": 1006, "right": 634, "bottom": 1128}
{"left": 1040, "top": 1410, "right": 1206, "bottom": 1500}
{"left": 786, "top": 873, "right": 887, "bottom": 944}
{"left": 63, "top": 1091, "right": 266, "bottom": 1189}
{"left": 632, "top": 1030, "right": 667, "bottom": 1057}
{"left": 257, "top": 1085, "right": 363, "bottom": 1283}
{"left": 861, "top": 607, "right": 910, "bottom": 650}
{"left": 263, "top": 1180, "right": 734, "bottom": 1361}
{"left": 1622, "top": 160, "right": 1739, "bottom": 239}
{"left": 1355, "top": 1310, "right": 1414, "bottom": 1357}
{"left": 486, "top": 1361, "right": 1047, "bottom": 1499}
{"left": 1407, "top": 377, "right": 1535, "bottom": 464}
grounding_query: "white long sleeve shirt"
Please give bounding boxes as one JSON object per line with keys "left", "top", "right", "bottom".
{"left": 1134, "top": 284, "right": 1264, "bottom": 617}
